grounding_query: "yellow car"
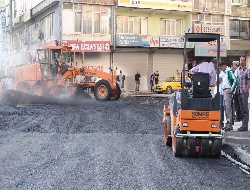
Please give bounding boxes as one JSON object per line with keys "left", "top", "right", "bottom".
{"left": 154, "top": 75, "right": 191, "bottom": 94}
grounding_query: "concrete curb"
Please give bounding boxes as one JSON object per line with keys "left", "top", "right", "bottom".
{"left": 225, "top": 143, "right": 250, "bottom": 166}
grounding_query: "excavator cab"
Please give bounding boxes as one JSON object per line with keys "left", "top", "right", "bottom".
{"left": 163, "top": 33, "right": 223, "bottom": 157}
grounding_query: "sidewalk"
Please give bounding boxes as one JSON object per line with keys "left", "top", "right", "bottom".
{"left": 125, "top": 91, "right": 250, "bottom": 165}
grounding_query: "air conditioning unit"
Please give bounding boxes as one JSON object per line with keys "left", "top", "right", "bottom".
{"left": 232, "top": 0, "right": 242, "bottom": 6}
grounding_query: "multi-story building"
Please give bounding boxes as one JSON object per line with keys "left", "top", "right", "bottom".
{"left": 3, "top": 0, "right": 250, "bottom": 92}
{"left": 114, "top": 0, "right": 193, "bottom": 91}
{"left": 228, "top": 0, "right": 250, "bottom": 62}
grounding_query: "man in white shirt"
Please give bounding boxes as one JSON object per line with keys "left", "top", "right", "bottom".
{"left": 190, "top": 58, "right": 217, "bottom": 86}
{"left": 214, "top": 62, "right": 227, "bottom": 128}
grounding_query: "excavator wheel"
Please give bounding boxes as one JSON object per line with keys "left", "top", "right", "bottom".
{"left": 16, "top": 82, "right": 31, "bottom": 94}
{"left": 211, "top": 138, "right": 222, "bottom": 158}
{"left": 163, "top": 115, "right": 172, "bottom": 146}
{"left": 111, "top": 83, "right": 121, "bottom": 100}
{"left": 173, "top": 136, "right": 183, "bottom": 157}
{"left": 187, "top": 138, "right": 197, "bottom": 157}
{"left": 32, "top": 81, "right": 48, "bottom": 96}
{"left": 94, "top": 80, "right": 112, "bottom": 101}
{"left": 199, "top": 139, "right": 210, "bottom": 157}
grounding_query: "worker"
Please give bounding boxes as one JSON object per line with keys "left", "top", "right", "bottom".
{"left": 51, "top": 52, "right": 58, "bottom": 78}
{"left": 190, "top": 58, "right": 217, "bottom": 86}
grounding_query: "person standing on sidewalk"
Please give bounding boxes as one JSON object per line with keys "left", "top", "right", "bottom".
{"left": 135, "top": 70, "right": 141, "bottom": 92}
{"left": 215, "top": 62, "right": 227, "bottom": 128}
{"left": 237, "top": 56, "right": 250, "bottom": 131}
{"left": 222, "top": 62, "right": 238, "bottom": 131}
{"left": 233, "top": 61, "right": 242, "bottom": 122}
{"left": 154, "top": 71, "right": 159, "bottom": 85}
{"left": 150, "top": 73, "right": 155, "bottom": 92}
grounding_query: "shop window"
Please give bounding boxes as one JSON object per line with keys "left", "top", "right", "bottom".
{"left": 160, "top": 19, "right": 182, "bottom": 36}
{"left": 116, "top": 16, "right": 147, "bottom": 35}
{"left": 230, "top": 20, "right": 250, "bottom": 39}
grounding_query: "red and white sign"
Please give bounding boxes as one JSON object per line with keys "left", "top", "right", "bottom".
{"left": 63, "top": 40, "right": 111, "bottom": 52}
{"left": 85, "top": 66, "right": 104, "bottom": 71}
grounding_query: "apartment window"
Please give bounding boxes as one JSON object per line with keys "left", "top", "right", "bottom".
{"left": 75, "top": 12, "right": 82, "bottom": 33}
{"left": 194, "top": 0, "right": 224, "bottom": 12}
{"left": 230, "top": 20, "right": 250, "bottom": 39}
{"left": 160, "top": 19, "right": 182, "bottom": 36}
{"left": 116, "top": 16, "right": 147, "bottom": 34}
{"left": 211, "top": 0, "right": 224, "bottom": 12}
{"left": 192, "top": 14, "right": 223, "bottom": 25}
{"left": 82, "top": 5, "right": 92, "bottom": 34}
{"left": 63, "top": 4, "right": 110, "bottom": 34}
{"left": 193, "top": 0, "right": 211, "bottom": 11}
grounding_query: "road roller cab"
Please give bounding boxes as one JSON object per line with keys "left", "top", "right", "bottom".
{"left": 163, "top": 33, "right": 223, "bottom": 157}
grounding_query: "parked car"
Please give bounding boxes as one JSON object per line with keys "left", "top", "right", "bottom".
{"left": 154, "top": 75, "right": 191, "bottom": 94}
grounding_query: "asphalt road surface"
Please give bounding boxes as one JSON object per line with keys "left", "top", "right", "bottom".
{"left": 0, "top": 90, "right": 249, "bottom": 190}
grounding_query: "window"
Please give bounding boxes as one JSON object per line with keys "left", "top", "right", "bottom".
{"left": 230, "top": 20, "right": 250, "bottom": 39}
{"left": 192, "top": 14, "right": 223, "bottom": 25}
{"left": 75, "top": 12, "right": 82, "bottom": 33}
{"left": 63, "top": 4, "right": 111, "bottom": 35}
{"left": 193, "top": 0, "right": 224, "bottom": 13}
{"left": 116, "top": 16, "right": 147, "bottom": 34}
{"left": 160, "top": 19, "right": 182, "bottom": 36}
{"left": 82, "top": 5, "right": 92, "bottom": 34}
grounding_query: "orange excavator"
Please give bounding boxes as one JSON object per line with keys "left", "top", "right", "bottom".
{"left": 163, "top": 33, "right": 223, "bottom": 157}
{"left": 14, "top": 42, "right": 120, "bottom": 101}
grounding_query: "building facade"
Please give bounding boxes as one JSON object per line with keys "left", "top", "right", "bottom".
{"left": 3, "top": 0, "right": 250, "bottom": 92}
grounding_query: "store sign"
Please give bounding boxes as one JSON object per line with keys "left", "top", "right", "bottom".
{"left": 160, "top": 36, "right": 194, "bottom": 48}
{"left": 118, "top": 0, "right": 192, "bottom": 12}
{"left": 141, "top": 35, "right": 159, "bottom": 47}
{"left": 116, "top": 34, "right": 159, "bottom": 47}
{"left": 1, "top": 11, "right": 6, "bottom": 50}
{"left": 195, "top": 36, "right": 227, "bottom": 57}
{"left": 116, "top": 34, "right": 143, "bottom": 46}
{"left": 63, "top": 0, "right": 114, "bottom": 4}
{"left": 63, "top": 40, "right": 111, "bottom": 52}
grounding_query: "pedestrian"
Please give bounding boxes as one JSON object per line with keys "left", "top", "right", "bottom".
{"left": 237, "top": 56, "right": 250, "bottom": 131}
{"left": 222, "top": 62, "right": 238, "bottom": 131}
{"left": 233, "top": 61, "right": 242, "bottom": 122}
{"left": 150, "top": 73, "right": 155, "bottom": 92}
{"left": 119, "top": 70, "right": 123, "bottom": 89}
{"left": 135, "top": 70, "right": 141, "bottom": 92}
{"left": 190, "top": 58, "right": 217, "bottom": 86}
{"left": 154, "top": 71, "right": 159, "bottom": 85}
{"left": 214, "top": 62, "right": 227, "bottom": 128}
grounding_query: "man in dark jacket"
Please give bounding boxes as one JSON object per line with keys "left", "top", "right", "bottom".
{"left": 135, "top": 70, "right": 141, "bottom": 91}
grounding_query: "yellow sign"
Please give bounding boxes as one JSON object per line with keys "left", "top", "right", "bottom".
{"left": 118, "top": 0, "right": 192, "bottom": 12}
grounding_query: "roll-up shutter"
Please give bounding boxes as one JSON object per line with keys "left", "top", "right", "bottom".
{"left": 114, "top": 51, "right": 148, "bottom": 92}
{"left": 153, "top": 49, "right": 183, "bottom": 83}
{"left": 83, "top": 52, "right": 110, "bottom": 73}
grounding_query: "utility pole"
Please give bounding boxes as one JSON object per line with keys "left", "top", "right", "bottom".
{"left": 9, "top": 0, "right": 13, "bottom": 42}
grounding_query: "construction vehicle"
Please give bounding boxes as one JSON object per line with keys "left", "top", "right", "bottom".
{"left": 163, "top": 33, "right": 223, "bottom": 157}
{"left": 14, "top": 42, "right": 121, "bottom": 101}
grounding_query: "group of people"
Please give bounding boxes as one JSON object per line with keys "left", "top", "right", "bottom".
{"left": 190, "top": 56, "right": 250, "bottom": 131}
{"left": 134, "top": 70, "right": 159, "bottom": 92}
